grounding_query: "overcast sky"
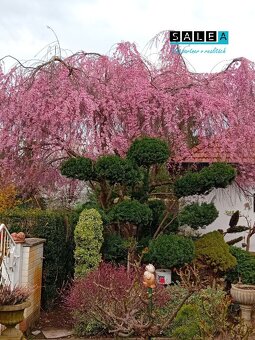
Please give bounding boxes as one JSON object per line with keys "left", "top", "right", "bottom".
{"left": 0, "top": 0, "right": 254, "bottom": 73}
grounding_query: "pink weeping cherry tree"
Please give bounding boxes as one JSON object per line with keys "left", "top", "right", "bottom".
{"left": 0, "top": 32, "right": 254, "bottom": 202}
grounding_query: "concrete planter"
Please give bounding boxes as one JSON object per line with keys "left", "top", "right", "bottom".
{"left": 0, "top": 300, "right": 31, "bottom": 339}
{"left": 230, "top": 284, "right": 255, "bottom": 325}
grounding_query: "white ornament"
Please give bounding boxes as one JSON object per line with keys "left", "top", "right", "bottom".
{"left": 145, "top": 264, "right": 155, "bottom": 273}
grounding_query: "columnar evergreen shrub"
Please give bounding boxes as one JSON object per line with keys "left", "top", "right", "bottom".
{"left": 74, "top": 208, "right": 103, "bottom": 277}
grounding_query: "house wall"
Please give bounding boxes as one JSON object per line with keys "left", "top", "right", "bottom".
{"left": 192, "top": 184, "right": 255, "bottom": 251}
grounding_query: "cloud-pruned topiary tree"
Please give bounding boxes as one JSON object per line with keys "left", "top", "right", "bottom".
{"left": 61, "top": 136, "right": 236, "bottom": 268}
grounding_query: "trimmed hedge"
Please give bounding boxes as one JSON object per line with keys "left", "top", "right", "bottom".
{"left": 0, "top": 209, "right": 78, "bottom": 309}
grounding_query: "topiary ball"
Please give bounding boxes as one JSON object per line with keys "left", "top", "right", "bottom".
{"left": 60, "top": 157, "right": 95, "bottom": 181}
{"left": 95, "top": 155, "right": 141, "bottom": 186}
{"left": 127, "top": 137, "right": 170, "bottom": 167}
{"left": 146, "top": 234, "right": 195, "bottom": 268}
{"left": 108, "top": 200, "right": 152, "bottom": 227}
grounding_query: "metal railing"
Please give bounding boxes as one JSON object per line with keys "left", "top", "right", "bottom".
{"left": 0, "top": 224, "right": 20, "bottom": 287}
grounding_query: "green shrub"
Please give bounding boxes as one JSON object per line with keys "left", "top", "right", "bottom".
{"left": 226, "top": 246, "right": 255, "bottom": 284}
{"left": 195, "top": 231, "right": 237, "bottom": 272}
{"left": 74, "top": 209, "right": 103, "bottom": 277}
{"left": 101, "top": 233, "right": 128, "bottom": 264}
{"left": 0, "top": 208, "right": 78, "bottom": 309}
{"left": 127, "top": 137, "right": 169, "bottom": 167}
{"left": 178, "top": 202, "right": 219, "bottom": 229}
{"left": 61, "top": 157, "right": 95, "bottom": 181}
{"left": 146, "top": 234, "right": 195, "bottom": 268}
{"left": 108, "top": 200, "right": 152, "bottom": 227}
{"left": 174, "top": 163, "right": 236, "bottom": 198}
{"left": 169, "top": 288, "right": 229, "bottom": 339}
{"left": 171, "top": 304, "right": 201, "bottom": 339}
{"left": 95, "top": 155, "right": 141, "bottom": 185}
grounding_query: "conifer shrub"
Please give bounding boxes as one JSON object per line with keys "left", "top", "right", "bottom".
{"left": 74, "top": 208, "right": 103, "bottom": 277}
{"left": 101, "top": 233, "right": 128, "bottom": 264}
{"left": 195, "top": 231, "right": 237, "bottom": 273}
{"left": 108, "top": 200, "right": 152, "bottom": 227}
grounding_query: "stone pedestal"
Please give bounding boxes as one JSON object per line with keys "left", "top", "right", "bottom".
{"left": 240, "top": 304, "right": 253, "bottom": 326}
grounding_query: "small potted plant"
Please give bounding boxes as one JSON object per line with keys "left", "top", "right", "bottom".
{"left": 0, "top": 285, "right": 31, "bottom": 339}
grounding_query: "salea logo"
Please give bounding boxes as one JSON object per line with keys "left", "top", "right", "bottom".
{"left": 169, "top": 31, "right": 229, "bottom": 45}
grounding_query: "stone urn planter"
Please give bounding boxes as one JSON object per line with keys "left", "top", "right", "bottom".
{"left": 230, "top": 283, "right": 255, "bottom": 325}
{"left": 0, "top": 300, "right": 31, "bottom": 339}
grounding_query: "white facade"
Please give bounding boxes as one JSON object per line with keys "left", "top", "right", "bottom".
{"left": 186, "top": 184, "right": 255, "bottom": 251}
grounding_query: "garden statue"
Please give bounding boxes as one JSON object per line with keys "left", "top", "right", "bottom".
{"left": 143, "top": 264, "right": 156, "bottom": 289}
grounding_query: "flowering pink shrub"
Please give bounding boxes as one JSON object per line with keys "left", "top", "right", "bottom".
{"left": 66, "top": 262, "right": 171, "bottom": 337}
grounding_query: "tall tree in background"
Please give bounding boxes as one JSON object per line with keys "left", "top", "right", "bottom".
{"left": 0, "top": 32, "right": 254, "bottom": 199}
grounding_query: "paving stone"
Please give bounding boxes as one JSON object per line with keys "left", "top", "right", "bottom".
{"left": 42, "top": 328, "right": 73, "bottom": 339}
{"left": 32, "top": 330, "right": 42, "bottom": 336}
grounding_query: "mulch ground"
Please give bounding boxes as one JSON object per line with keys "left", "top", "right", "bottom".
{"left": 38, "top": 303, "right": 74, "bottom": 330}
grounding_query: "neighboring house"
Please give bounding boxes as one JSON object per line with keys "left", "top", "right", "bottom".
{"left": 173, "top": 142, "right": 255, "bottom": 251}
